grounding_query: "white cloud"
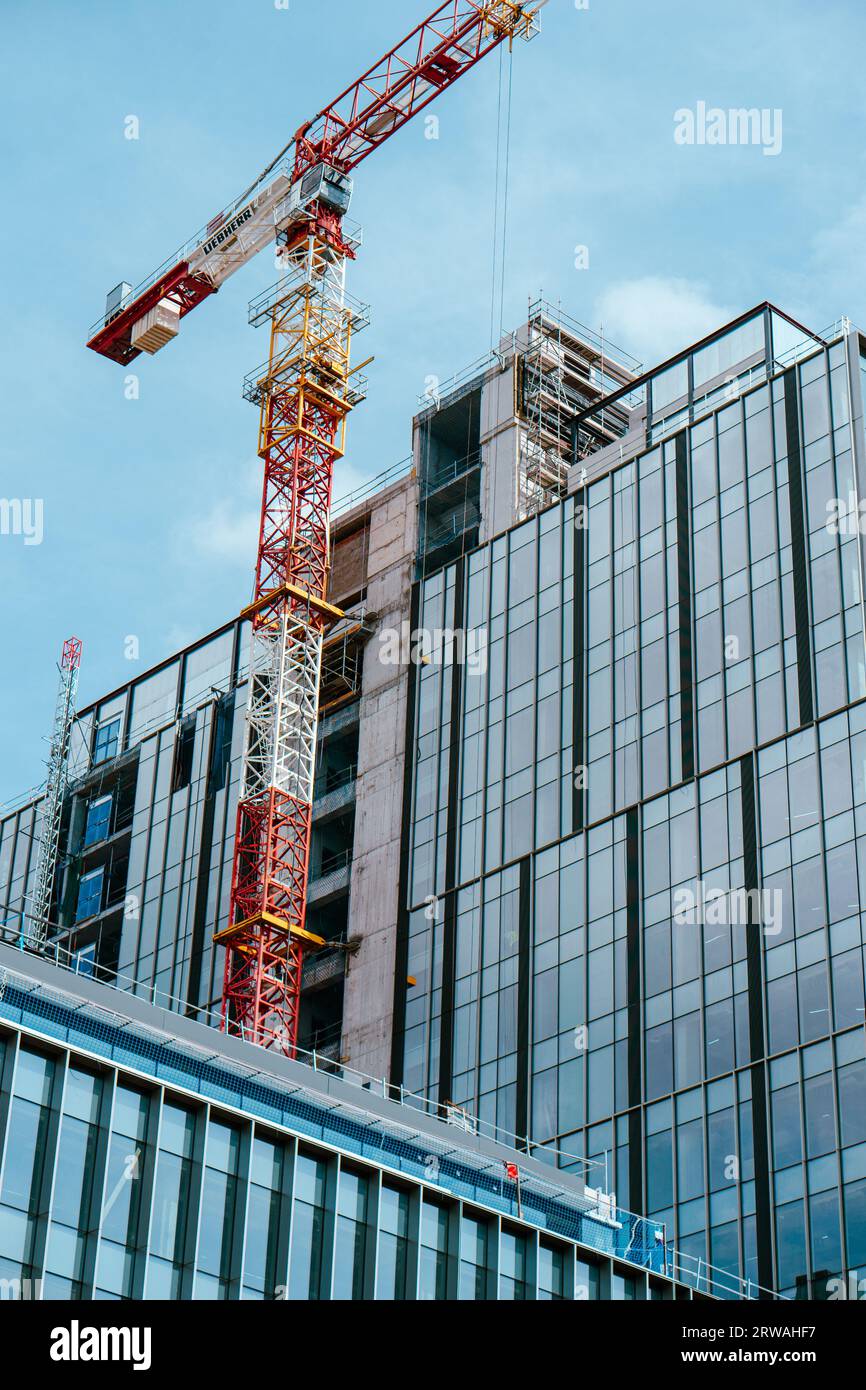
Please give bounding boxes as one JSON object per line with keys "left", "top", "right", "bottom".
{"left": 180, "top": 453, "right": 262, "bottom": 569}
{"left": 187, "top": 497, "right": 259, "bottom": 567}
{"left": 812, "top": 195, "right": 866, "bottom": 320}
{"left": 593, "top": 276, "right": 735, "bottom": 367}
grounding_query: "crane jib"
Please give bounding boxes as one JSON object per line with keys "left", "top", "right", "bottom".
{"left": 87, "top": 2, "right": 543, "bottom": 364}
{"left": 198, "top": 205, "right": 256, "bottom": 258}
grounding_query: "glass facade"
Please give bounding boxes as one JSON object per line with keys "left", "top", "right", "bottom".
{"left": 43, "top": 1066, "right": 105, "bottom": 1298}
{"left": 0, "top": 1046, "right": 58, "bottom": 1291}
{"left": 396, "top": 320, "right": 866, "bottom": 1299}
{"left": 0, "top": 629, "right": 245, "bottom": 1015}
{"left": 0, "top": 1012, "right": 700, "bottom": 1302}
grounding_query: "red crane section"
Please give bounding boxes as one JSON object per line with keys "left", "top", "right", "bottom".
{"left": 293, "top": 0, "right": 541, "bottom": 177}
{"left": 86, "top": 1, "right": 543, "bottom": 369}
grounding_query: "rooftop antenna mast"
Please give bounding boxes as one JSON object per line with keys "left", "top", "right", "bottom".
{"left": 28, "top": 637, "right": 82, "bottom": 947}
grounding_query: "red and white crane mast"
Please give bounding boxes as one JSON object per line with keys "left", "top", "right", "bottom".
{"left": 87, "top": 1, "right": 545, "bottom": 1054}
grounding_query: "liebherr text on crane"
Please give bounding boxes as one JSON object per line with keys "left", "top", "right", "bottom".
{"left": 86, "top": 1, "right": 547, "bottom": 1057}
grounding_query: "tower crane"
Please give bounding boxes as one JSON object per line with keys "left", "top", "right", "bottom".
{"left": 86, "top": 1, "right": 547, "bottom": 1055}
{"left": 28, "top": 637, "right": 82, "bottom": 947}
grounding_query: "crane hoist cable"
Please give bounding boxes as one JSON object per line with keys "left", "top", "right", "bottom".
{"left": 489, "top": 45, "right": 505, "bottom": 353}
{"left": 499, "top": 46, "right": 514, "bottom": 343}
{"left": 489, "top": 44, "right": 516, "bottom": 352}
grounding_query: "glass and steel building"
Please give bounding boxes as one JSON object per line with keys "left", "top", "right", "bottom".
{"left": 0, "top": 944, "right": 717, "bottom": 1301}
{"left": 3, "top": 300, "right": 864, "bottom": 1301}
{"left": 394, "top": 305, "right": 866, "bottom": 1300}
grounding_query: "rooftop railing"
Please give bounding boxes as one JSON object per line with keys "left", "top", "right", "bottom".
{"left": 314, "top": 764, "right": 357, "bottom": 798}
{"left": 0, "top": 784, "right": 46, "bottom": 819}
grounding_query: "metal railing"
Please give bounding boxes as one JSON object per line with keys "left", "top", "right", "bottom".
{"left": 421, "top": 509, "right": 481, "bottom": 554}
{"left": 307, "top": 854, "right": 353, "bottom": 903}
{"left": 0, "top": 917, "right": 598, "bottom": 1166}
{"left": 302, "top": 1019, "right": 343, "bottom": 1053}
{"left": 666, "top": 1250, "right": 778, "bottom": 1302}
{"left": 772, "top": 316, "right": 855, "bottom": 371}
{"left": 0, "top": 925, "right": 785, "bottom": 1302}
{"left": 422, "top": 449, "right": 482, "bottom": 497}
{"left": 417, "top": 346, "right": 508, "bottom": 410}
{"left": 301, "top": 947, "right": 348, "bottom": 992}
{"left": 0, "top": 784, "right": 46, "bottom": 820}
{"left": 331, "top": 457, "right": 414, "bottom": 519}
{"left": 317, "top": 848, "right": 353, "bottom": 877}
{"left": 317, "top": 702, "right": 361, "bottom": 742}
{"left": 314, "top": 764, "right": 357, "bottom": 797}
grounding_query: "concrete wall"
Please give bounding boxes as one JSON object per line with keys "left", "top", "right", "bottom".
{"left": 341, "top": 474, "right": 418, "bottom": 1080}
{"left": 479, "top": 359, "right": 521, "bottom": 543}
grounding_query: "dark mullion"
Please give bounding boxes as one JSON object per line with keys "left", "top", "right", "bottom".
{"left": 783, "top": 367, "right": 815, "bottom": 726}
{"left": 572, "top": 495, "right": 587, "bottom": 833}
{"left": 675, "top": 432, "right": 695, "bottom": 781}
{"left": 740, "top": 751, "right": 774, "bottom": 1296}
{"left": 626, "top": 807, "right": 643, "bottom": 1213}
{"left": 437, "top": 559, "right": 466, "bottom": 1108}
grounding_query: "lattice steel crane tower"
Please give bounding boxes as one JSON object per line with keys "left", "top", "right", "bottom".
{"left": 87, "top": 1, "right": 547, "bottom": 1054}
{"left": 28, "top": 637, "right": 83, "bottom": 946}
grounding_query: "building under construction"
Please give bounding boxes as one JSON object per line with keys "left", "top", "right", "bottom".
{"left": 2, "top": 0, "right": 866, "bottom": 1307}
{"left": 3, "top": 297, "right": 866, "bottom": 1302}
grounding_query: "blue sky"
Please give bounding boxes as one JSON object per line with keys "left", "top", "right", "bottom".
{"left": 2, "top": 0, "right": 865, "bottom": 802}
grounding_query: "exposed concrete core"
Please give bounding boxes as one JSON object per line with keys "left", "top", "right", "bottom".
{"left": 479, "top": 358, "right": 520, "bottom": 543}
{"left": 418, "top": 310, "right": 640, "bottom": 554}
{"left": 341, "top": 473, "right": 418, "bottom": 1079}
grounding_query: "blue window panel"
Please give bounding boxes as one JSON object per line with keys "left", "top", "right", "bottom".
{"left": 93, "top": 720, "right": 121, "bottom": 765}
{"left": 76, "top": 869, "right": 104, "bottom": 923}
{"left": 83, "top": 796, "right": 112, "bottom": 848}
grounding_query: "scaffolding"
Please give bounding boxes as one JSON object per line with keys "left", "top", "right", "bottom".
{"left": 28, "top": 638, "right": 82, "bottom": 947}
{"left": 319, "top": 613, "right": 375, "bottom": 714}
{"left": 516, "top": 301, "right": 640, "bottom": 520}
